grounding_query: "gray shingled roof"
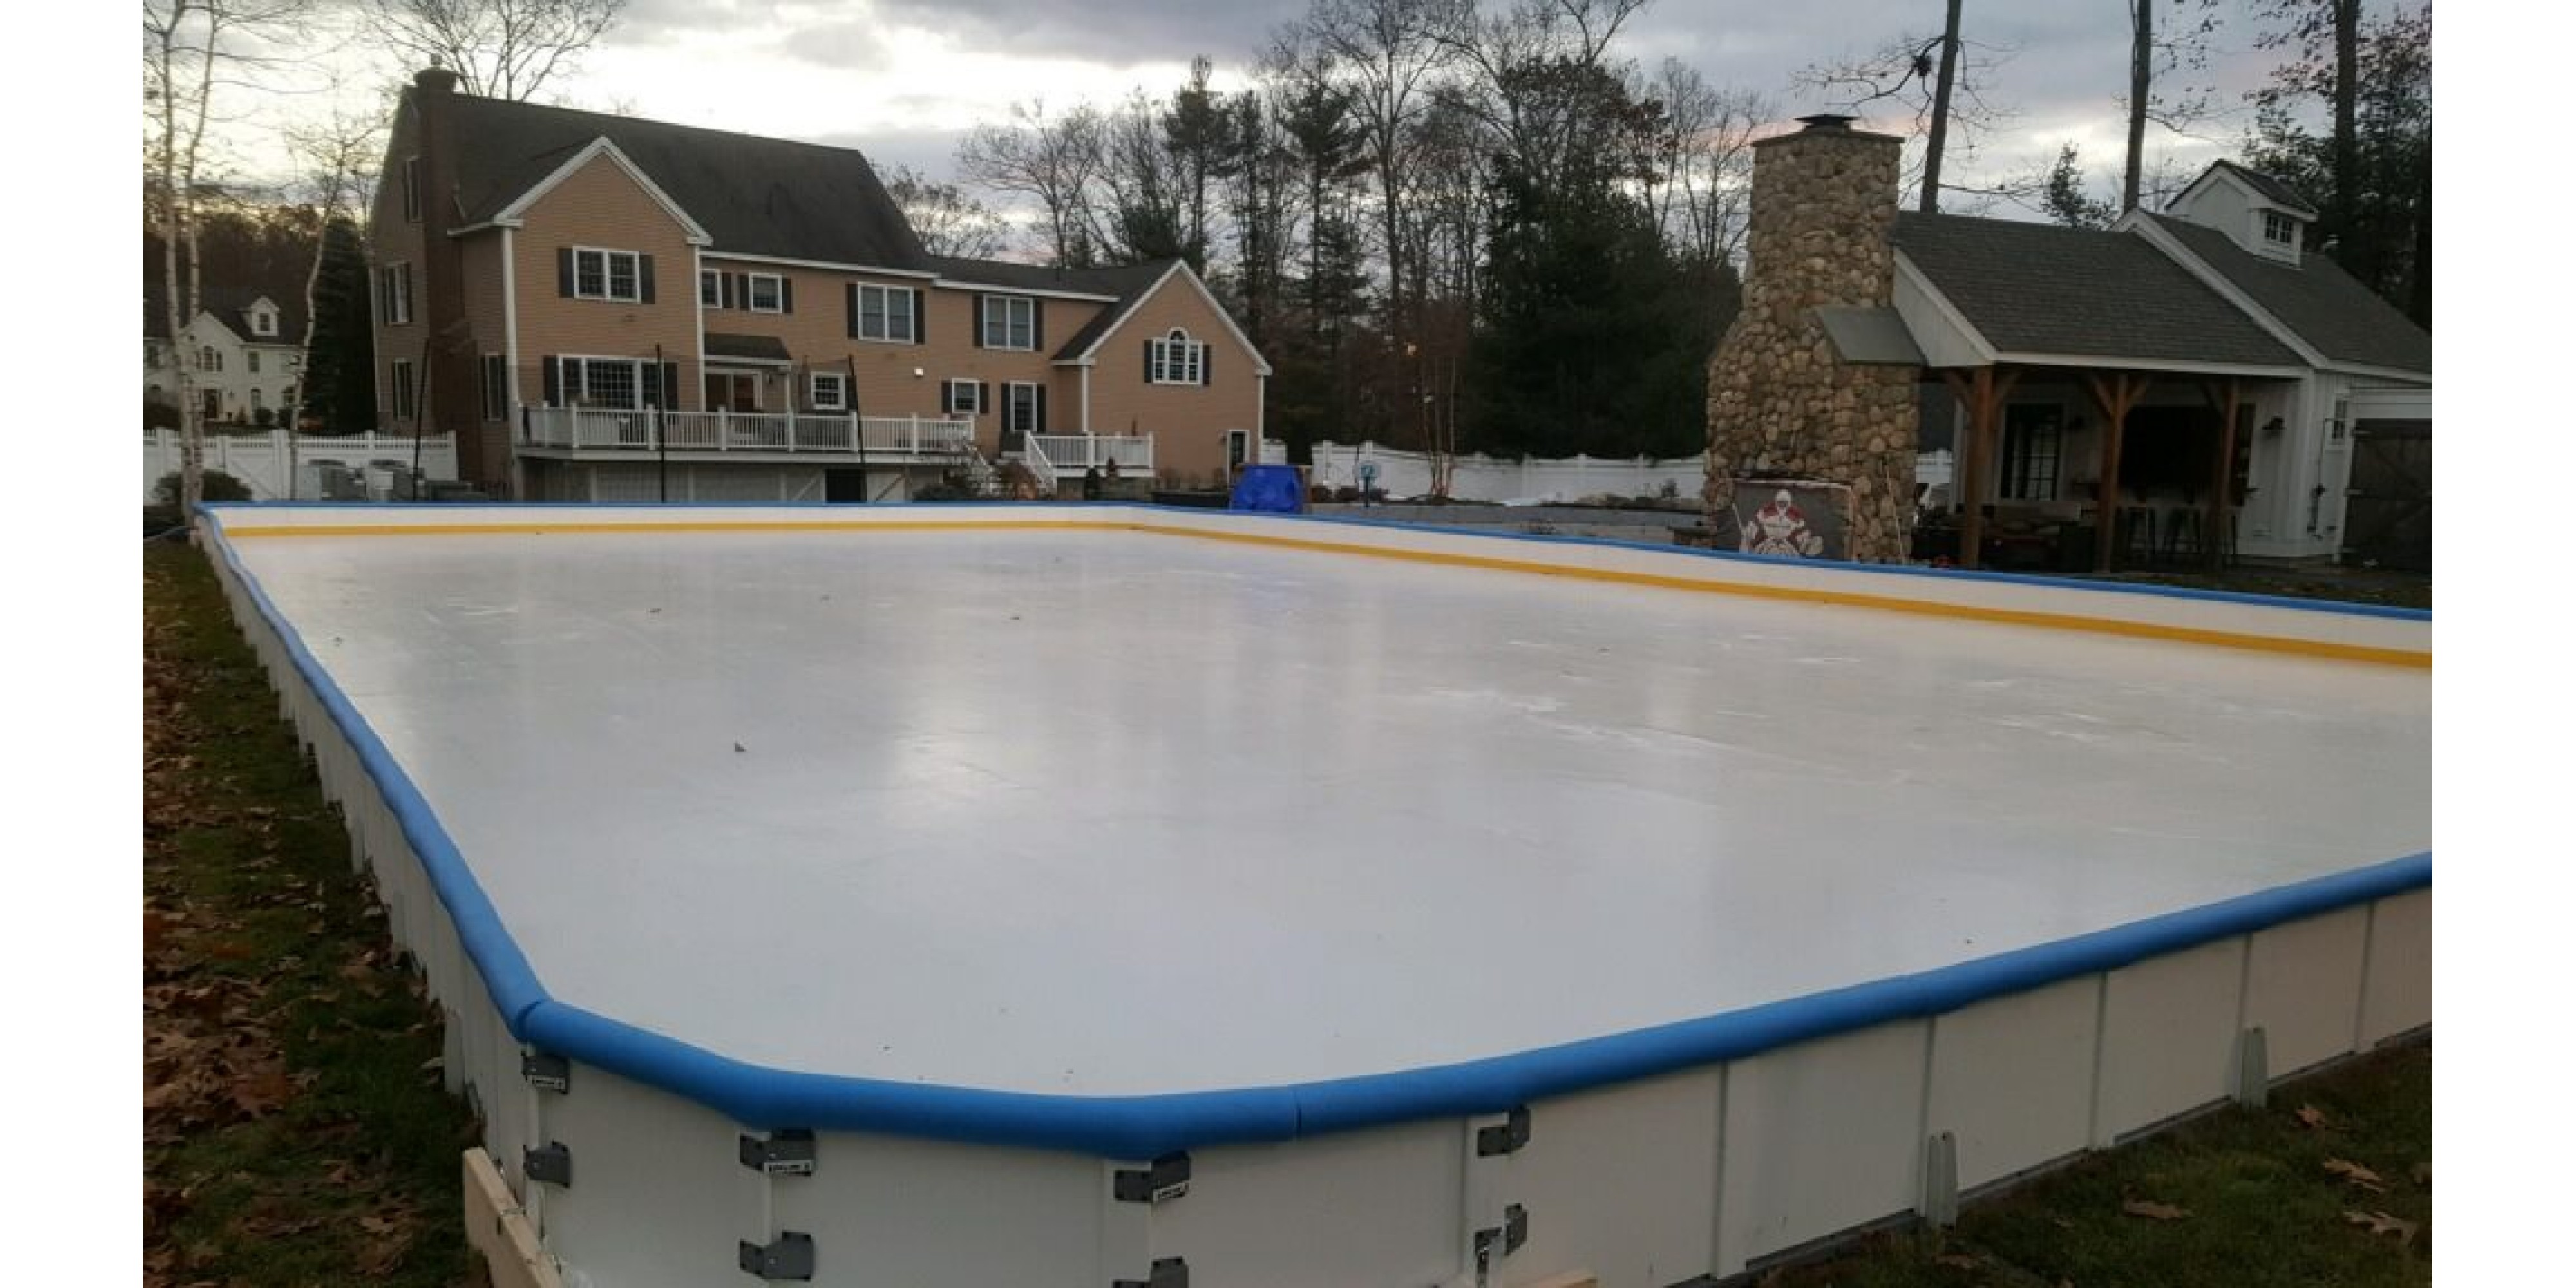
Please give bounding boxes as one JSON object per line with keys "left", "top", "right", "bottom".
{"left": 146, "top": 283, "right": 305, "bottom": 344}
{"left": 703, "top": 332, "right": 793, "bottom": 363}
{"left": 1040, "top": 261, "right": 1186, "bottom": 361}
{"left": 443, "top": 93, "right": 928, "bottom": 272}
{"left": 2205, "top": 160, "right": 2319, "bottom": 216}
{"left": 928, "top": 256, "right": 1134, "bottom": 298}
{"left": 2145, "top": 214, "right": 2430, "bottom": 375}
{"left": 1891, "top": 212, "right": 2302, "bottom": 369}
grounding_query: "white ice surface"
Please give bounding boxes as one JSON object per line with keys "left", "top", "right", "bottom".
{"left": 232, "top": 529, "right": 2430, "bottom": 1096}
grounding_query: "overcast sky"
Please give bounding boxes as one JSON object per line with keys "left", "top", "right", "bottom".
{"left": 211, "top": 1, "right": 2415, "bottom": 222}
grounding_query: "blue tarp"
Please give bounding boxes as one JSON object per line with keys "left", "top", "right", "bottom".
{"left": 1229, "top": 464, "right": 1305, "bottom": 513}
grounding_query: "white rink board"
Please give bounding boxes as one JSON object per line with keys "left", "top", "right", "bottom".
{"left": 199, "top": 505, "right": 2430, "bottom": 1288}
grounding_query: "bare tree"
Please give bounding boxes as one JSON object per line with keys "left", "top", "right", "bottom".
{"left": 1643, "top": 61, "right": 1766, "bottom": 268}
{"left": 1799, "top": 13, "right": 2019, "bottom": 212}
{"left": 366, "top": 0, "right": 624, "bottom": 101}
{"left": 1305, "top": 0, "right": 1454, "bottom": 385}
{"left": 2123, "top": 1, "right": 2222, "bottom": 211}
{"left": 877, "top": 164, "right": 1007, "bottom": 260}
{"left": 957, "top": 100, "right": 1110, "bottom": 267}
{"left": 146, "top": 0, "right": 315, "bottom": 517}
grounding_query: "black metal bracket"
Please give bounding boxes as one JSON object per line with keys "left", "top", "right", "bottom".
{"left": 521, "top": 1051, "right": 571, "bottom": 1093}
{"left": 1113, "top": 1151, "right": 1191, "bottom": 1204}
{"left": 1475, "top": 1106, "right": 1531, "bottom": 1157}
{"left": 739, "top": 1233, "right": 815, "bottom": 1281}
{"left": 1473, "top": 1204, "right": 1529, "bottom": 1279}
{"left": 739, "top": 1130, "right": 817, "bottom": 1177}
{"left": 1112, "top": 1257, "right": 1188, "bottom": 1288}
{"left": 524, "top": 1142, "right": 572, "bottom": 1188}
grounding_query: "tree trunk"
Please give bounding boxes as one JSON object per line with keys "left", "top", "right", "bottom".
{"left": 2124, "top": 0, "right": 2152, "bottom": 213}
{"left": 1918, "top": 0, "right": 1964, "bottom": 213}
{"left": 2333, "top": 0, "right": 2360, "bottom": 242}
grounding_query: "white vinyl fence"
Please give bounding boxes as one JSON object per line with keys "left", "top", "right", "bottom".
{"left": 1296, "top": 440, "right": 1957, "bottom": 504}
{"left": 144, "top": 429, "right": 459, "bottom": 503}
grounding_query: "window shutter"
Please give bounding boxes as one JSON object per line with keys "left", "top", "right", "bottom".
{"left": 719, "top": 272, "right": 734, "bottom": 310}
{"left": 980, "top": 382, "right": 990, "bottom": 418}
{"left": 663, "top": 362, "right": 681, "bottom": 410}
{"left": 846, "top": 283, "right": 859, "bottom": 339}
{"left": 738, "top": 274, "right": 752, "bottom": 310}
{"left": 973, "top": 294, "right": 987, "bottom": 348}
{"left": 1032, "top": 300, "right": 1045, "bottom": 352}
{"left": 1201, "top": 346, "right": 1212, "bottom": 386}
{"left": 1036, "top": 384, "right": 1049, "bottom": 433}
{"left": 558, "top": 248, "right": 574, "bottom": 297}
{"left": 639, "top": 254, "right": 656, "bottom": 303}
{"left": 782, "top": 278, "right": 794, "bottom": 314}
{"left": 542, "top": 355, "right": 561, "bottom": 404}
{"left": 911, "top": 289, "right": 925, "bottom": 345}
{"left": 1144, "top": 339, "right": 1154, "bottom": 381}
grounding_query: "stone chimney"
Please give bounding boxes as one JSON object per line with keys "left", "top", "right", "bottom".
{"left": 1704, "top": 114, "right": 1920, "bottom": 564}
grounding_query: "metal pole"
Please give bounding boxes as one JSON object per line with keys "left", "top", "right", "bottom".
{"left": 656, "top": 343, "right": 668, "bottom": 502}
{"left": 848, "top": 354, "right": 866, "bottom": 502}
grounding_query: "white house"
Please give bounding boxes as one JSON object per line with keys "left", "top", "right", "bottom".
{"left": 145, "top": 287, "right": 307, "bottom": 427}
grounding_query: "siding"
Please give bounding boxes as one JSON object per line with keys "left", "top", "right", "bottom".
{"left": 1082, "top": 274, "right": 1265, "bottom": 485}
{"left": 369, "top": 101, "right": 429, "bottom": 433}
{"left": 697, "top": 258, "right": 1109, "bottom": 457}
{"left": 512, "top": 153, "right": 701, "bottom": 410}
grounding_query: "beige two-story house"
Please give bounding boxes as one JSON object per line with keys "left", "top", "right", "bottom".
{"left": 370, "top": 66, "right": 1271, "bottom": 502}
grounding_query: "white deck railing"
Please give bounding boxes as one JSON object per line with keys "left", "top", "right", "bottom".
{"left": 1019, "top": 435, "right": 1060, "bottom": 494}
{"left": 1026, "top": 434, "right": 1154, "bottom": 474}
{"left": 522, "top": 407, "right": 974, "bottom": 457}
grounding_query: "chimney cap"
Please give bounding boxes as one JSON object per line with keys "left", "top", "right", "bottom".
{"left": 1797, "top": 113, "right": 1859, "bottom": 133}
{"left": 415, "top": 63, "right": 459, "bottom": 94}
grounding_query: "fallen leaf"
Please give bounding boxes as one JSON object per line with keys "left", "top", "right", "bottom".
{"left": 2344, "top": 1209, "right": 2418, "bottom": 1245}
{"left": 2411, "top": 1160, "right": 2430, "bottom": 1186}
{"left": 2295, "top": 1104, "right": 2329, "bottom": 1130}
{"left": 2123, "top": 1198, "right": 2190, "bottom": 1222}
{"left": 2324, "top": 1158, "right": 2387, "bottom": 1193}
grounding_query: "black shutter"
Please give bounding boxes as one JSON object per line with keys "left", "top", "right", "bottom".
{"left": 557, "top": 247, "right": 574, "bottom": 297}
{"left": 739, "top": 274, "right": 752, "bottom": 310}
{"left": 639, "top": 254, "right": 656, "bottom": 303}
{"left": 1201, "top": 345, "right": 1212, "bottom": 386}
{"left": 719, "top": 272, "right": 733, "bottom": 310}
{"left": 1032, "top": 300, "right": 1045, "bottom": 351}
{"left": 980, "top": 382, "right": 990, "bottom": 418}
{"left": 782, "top": 278, "right": 794, "bottom": 314}
{"left": 663, "top": 361, "right": 681, "bottom": 410}
{"left": 1144, "top": 338, "right": 1154, "bottom": 381}
{"left": 911, "top": 288, "right": 925, "bottom": 345}
{"left": 1036, "top": 385, "right": 1049, "bottom": 433}
{"left": 972, "top": 293, "right": 987, "bottom": 348}
{"left": 542, "top": 355, "right": 560, "bottom": 404}
{"left": 846, "top": 283, "right": 859, "bottom": 339}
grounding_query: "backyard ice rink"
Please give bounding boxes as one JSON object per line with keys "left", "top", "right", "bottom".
{"left": 225, "top": 522, "right": 2431, "bottom": 1100}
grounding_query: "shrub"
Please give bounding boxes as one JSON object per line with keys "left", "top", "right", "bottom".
{"left": 153, "top": 469, "right": 254, "bottom": 507}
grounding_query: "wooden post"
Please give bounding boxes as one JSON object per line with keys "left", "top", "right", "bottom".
{"left": 1942, "top": 368, "right": 1988, "bottom": 569}
{"left": 2086, "top": 371, "right": 2150, "bottom": 573}
{"left": 2204, "top": 379, "right": 2240, "bottom": 571}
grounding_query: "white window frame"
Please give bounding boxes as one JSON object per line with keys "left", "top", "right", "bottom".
{"left": 810, "top": 372, "right": 848, "bottom": 411}
{"left": 855, "top": 283, "right": 916, "bottom": 343}
{"left": 198, "top": 346, "right": 221, "bottom": 372}
{"left": 701, "top": 269, "right": 722, "bottom": 307}
{"left": 981, "top": 295, "right": 1035, "bottom": 350}
{"left": 748, "top": 272, "right": 784, "bottom": 314}
{"left": 564, "top": 354, "right": 649, "bottom": 410}
{"left": 390, "top": 359, "right": 417, "bottom": 420}
{"left": 1150, "top": 328, "right": 1205, "bottom": 385}
{"left": 573, "top": 246, "right": 643, "bottom": 303}
{"left": 945, "top": 379, "right": 982, "bottom": 416}
{"left": 247, "top": 350, "right": 261, "bottom": 374}
{"left": 2261, "top": 211, "right": 2295, "bottom": 247}
{"left": 1003, "top": 381, "right": 1041, "bottom": 434}
{"left": 381, "top": 263, "right": 413, "bottom": 325}
{"left": 251, "top": 309, "right": 276, "bottom": 337}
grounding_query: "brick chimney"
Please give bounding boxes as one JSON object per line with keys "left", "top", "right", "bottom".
{"left": 404, "top": 62, "right": 497, "bottom": 491}
{"left": 1703, "top": 114, "right": 1920, "bottom": 563}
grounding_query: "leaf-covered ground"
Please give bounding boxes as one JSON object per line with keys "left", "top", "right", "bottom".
{"left": 144, "top": 539, "right": 478, "bottom": 1288}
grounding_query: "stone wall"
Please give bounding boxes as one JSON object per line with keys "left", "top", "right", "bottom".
{"left": 1705, "top": 118, "right": 1922, "bottom": 564}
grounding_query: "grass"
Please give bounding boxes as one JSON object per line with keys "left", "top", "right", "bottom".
{"left": 142, "top": 533, "right": 2428, "bottom": 1287}
{"left": 1759, "top": 1040, "right": 2431, "bottom": 1287}
{"left": 144, "top": 538, "right": 479, "bottom": 1288}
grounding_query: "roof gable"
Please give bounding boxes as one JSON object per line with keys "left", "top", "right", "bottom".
{"left": 1054, "top": 260, "right": 1273, "bottom": 375}
{"left": 491, "top": 137, "right": 710, "bottom": 244}
{"left": 440, "top": 91, "right": 927, "bottom": 272}
{"left": 2140, "top": 213, "right": 2430, "bottom": 375}
{"left": 1889, "top": 213, "right": 2301, "bottom": 369}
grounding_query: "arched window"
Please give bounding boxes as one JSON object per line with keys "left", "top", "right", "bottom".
{"left": 1148, "top": 327, "right": 1205, "bottom": 386}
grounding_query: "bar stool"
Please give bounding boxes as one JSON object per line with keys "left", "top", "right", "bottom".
{"left": 2119, "top": 506, "right": 2157, "bottom": 566}
{"left": 2164, "top": 509, "right": 2203, "bottom": 565}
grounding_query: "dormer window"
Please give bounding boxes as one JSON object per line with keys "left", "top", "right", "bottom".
{"left": 250, "top": 308, "right": 276, "bottom": 337}
{"left": 2262, "top": 211, "right": 2295, "bottom": 247}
